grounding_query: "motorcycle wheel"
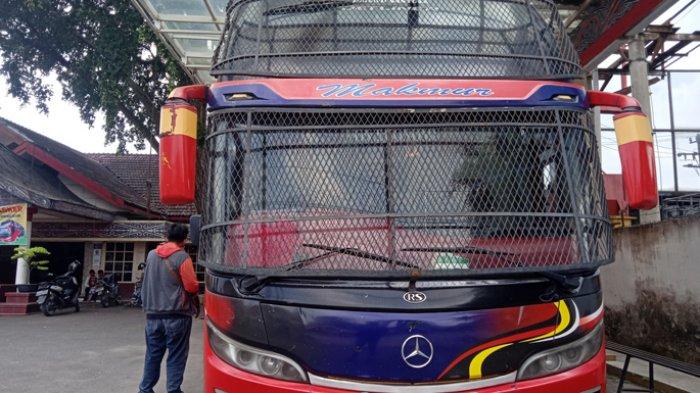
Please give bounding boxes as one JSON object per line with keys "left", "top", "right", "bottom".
{"left": 100, "top": 296, "right": 110, "bottom": 308}
{"left": 75, "top": 300, "right": 80, "bottom": 312}
{"left": 41, "top": 299, "right": 57, "bottom": 317}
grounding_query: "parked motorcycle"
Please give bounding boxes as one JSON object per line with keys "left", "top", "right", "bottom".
{"left": 36, "top": 261, "right": 81, "bottom": 316}
{"left": 97, "top": 273, "right": 120, "bottom": 308}
{"left": 127, "top": 262, "right": 145, "bottom": 308}
{"left": 128, "top": 280, "right": 143, "bottom": 308}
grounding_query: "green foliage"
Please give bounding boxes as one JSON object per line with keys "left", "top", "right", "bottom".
{"left": 11, "top": 246, "right": 51, "bottom": 271}
{"left": 0, "top": 0, "right": 192, "bottom": 152}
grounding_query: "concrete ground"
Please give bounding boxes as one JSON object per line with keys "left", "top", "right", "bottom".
{"left": 1, "top": 306, "right": 640, "bottom": 393}
{"left": 0, "top": 305, "right": 202, "bottom": 393}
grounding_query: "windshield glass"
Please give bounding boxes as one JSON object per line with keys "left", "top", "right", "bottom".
{"left": 199, "top": 108, "right": 612, "bottom": 278}
{"left": 213, "top": 0, "right": 581, "bottom": 80}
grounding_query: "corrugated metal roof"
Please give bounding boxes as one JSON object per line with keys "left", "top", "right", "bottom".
{"left": 0, "top": 144, "right": 114, "bottom": 221}
{"left": 0, "top": 117, "right": 149, "bottom": 211}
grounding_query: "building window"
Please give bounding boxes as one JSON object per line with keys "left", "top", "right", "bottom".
{"left": 105, "top": 243, "right": 135, "bottom": 282}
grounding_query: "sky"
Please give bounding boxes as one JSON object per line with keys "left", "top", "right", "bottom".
{"left": 0, "top": 0, "right": 699, "bottom": 159}
{"left": 0, "top": 76, "right": 125, "bottom": 153}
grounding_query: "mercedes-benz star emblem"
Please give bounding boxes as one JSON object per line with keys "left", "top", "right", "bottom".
{"left": 401, "top": 335, "right": 434, "bottom": 369}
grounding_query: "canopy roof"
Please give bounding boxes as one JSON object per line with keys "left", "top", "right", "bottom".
{"left": 131, "top": 0, "right": 227, "bottom": 82}
{"left": 131, "top": 0, "right": 675, "bottom": 82}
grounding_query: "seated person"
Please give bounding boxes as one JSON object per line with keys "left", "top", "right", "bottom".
{"left": 84, "top": 269, "right": 97, "bottom": 301}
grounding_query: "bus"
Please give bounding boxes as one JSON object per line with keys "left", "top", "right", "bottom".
{"left": 158, "top": 1, "right": 658, "bottom": 392}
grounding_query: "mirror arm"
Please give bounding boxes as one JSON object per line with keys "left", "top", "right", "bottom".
{"left": 169, "top": 85, "right": 208, "bottom": 102}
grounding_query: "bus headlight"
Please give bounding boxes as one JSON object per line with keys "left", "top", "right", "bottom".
{"left": 517, "top": 322, "right": 604, "bottom": 381}
{"left": 207, "top": 321, "right": 307, "bottom": 382}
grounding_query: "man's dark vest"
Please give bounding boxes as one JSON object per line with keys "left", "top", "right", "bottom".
{"left": 142, "top": 249, "right": 191, "bottom": 316}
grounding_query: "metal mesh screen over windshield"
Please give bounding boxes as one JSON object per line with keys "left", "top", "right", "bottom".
{"left": 199, "top": 107, "right": 612, "bottom": 277}
{"left": 212, "top": 0, "right": 582, "bottom": 80}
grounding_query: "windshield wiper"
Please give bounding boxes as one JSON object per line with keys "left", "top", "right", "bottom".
{"left": 236, "top": 244, "right": 418, "bottom": 294}
{"left": 237, "top": 250, "right": 339, "bottom": 293}
{"left": 303, "top": 243, "right": 420, "bottom": 269}
{"left": 285, "top": 250, "right": 340, "bottom": 271}
{"left": 264, "top": 1, "right": 354, "bottom": 16}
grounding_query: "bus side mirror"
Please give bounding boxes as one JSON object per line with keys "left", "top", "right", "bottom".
{"left": 587, "top": 91, "right": 659, "bottom": 211}
{"left": 159, "top": 100, "right": 198, "bottom": 205}
{"left": 613, "top": 112, "right": 658, "bottom": 210}
{"left": 189, "top": 214, "right": 202, "bottom": 247}
{"left": 159, "top": 84, "right": 207, "bottom": 206}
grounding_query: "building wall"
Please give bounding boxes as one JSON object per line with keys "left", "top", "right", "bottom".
{"left": 81, "top": 242, "right": 148, "bottom": 285}
{"left": 602, "top": 216, "right": 700, "bottom": 305}
{"left": 601, "top": 216, "right": 700, "bottom": 363}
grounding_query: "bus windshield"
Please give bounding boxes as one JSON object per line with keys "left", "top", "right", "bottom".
{"left": 213, "top": 0, "right": 581, "bottom": 80}
{"left": 198, "top": 107, "right": 612, "bottom": 278}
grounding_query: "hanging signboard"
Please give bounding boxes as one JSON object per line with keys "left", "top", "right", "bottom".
{"left": 92, "top": 243, "right": 103, "bottom": 270}
{"left": 0, "top": 203, "right": 29, "bottom": 246}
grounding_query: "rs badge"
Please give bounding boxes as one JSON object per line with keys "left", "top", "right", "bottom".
{"left": 403, "top": 291, "right": 427, "bottom": 303}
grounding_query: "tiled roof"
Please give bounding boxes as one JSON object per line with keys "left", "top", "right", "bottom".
{"left": 87, "top": 153, "right": 197, "bottom": 218}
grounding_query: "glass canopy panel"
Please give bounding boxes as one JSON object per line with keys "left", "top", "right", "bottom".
{"left": 187, "top": 57, "right": 214, "bottom": 66}
{"left": 173, "top": 37, "right": 220, "bottom": 53}
{"left": 163, "top": 21, "right": 218, "bottom": 32}
{"left": 210, "top": 0, "right": 228, "bottom": 16}
{"left": 145, "top": 0, "right": 209, "bottom": 16}
{"left": 132, "top": 0, "right": 226, "bottom": 82}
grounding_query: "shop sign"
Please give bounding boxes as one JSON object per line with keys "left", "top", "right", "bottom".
{"left": 0, "top": 203, "right": 29, "bottom": 246}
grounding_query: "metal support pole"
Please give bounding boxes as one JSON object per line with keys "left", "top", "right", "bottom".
{"left": 668, "top": 75, "right": 678, "bottom": 192}
{"left": 618, "top": 355, "right": 631, "bottom": 393}
{"left": 628, "top": 35, "right": 661, "bottom": 224}
{"left": 589, "top": 69, "right": 603, "bottom": 161}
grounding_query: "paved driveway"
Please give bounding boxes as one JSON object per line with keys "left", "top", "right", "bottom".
{"left": 1, "top": 306, "right": 631, "bottom": 393}
{"left": 0, "top": 305, "right": 202, "bottom": 393}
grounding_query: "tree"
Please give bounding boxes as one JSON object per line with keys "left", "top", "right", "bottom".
{"left": 0, "top": 0, "right": 193, "bottom": 151}
{"left": 11, "top": 246, "right": 51, "bottom": 272}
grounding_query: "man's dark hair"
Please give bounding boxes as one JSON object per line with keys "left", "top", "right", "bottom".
{"left": 89, "top": 269, "right": 95, "bottom": 274}
{"left": 167, "top": 223, "right": 189, "bottom": 243}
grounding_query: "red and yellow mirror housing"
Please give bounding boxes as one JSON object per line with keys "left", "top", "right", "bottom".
{"left": 588, "top": 91, "right": 659, "bottom": 211}
{"left": 613, "top": 111, "right": 657, "bottom": 210}
{"left": 159, "top": 100, "right": 198, "bottom": 205}
{"left": 158, "top": 85, "right": 207, "bottom": 205}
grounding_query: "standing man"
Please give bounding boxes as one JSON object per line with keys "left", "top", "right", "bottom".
{"left": 139, "top": 223, "right": 199, "bottom": 393}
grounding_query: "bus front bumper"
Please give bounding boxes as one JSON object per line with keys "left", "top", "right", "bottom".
{"left": 204, "top": 334, "right": 606, "bottom": 393}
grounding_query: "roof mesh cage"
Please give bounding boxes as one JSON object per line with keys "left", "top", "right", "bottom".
{"left": 212, "top": 0, "right": 582, "bottom": 80}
